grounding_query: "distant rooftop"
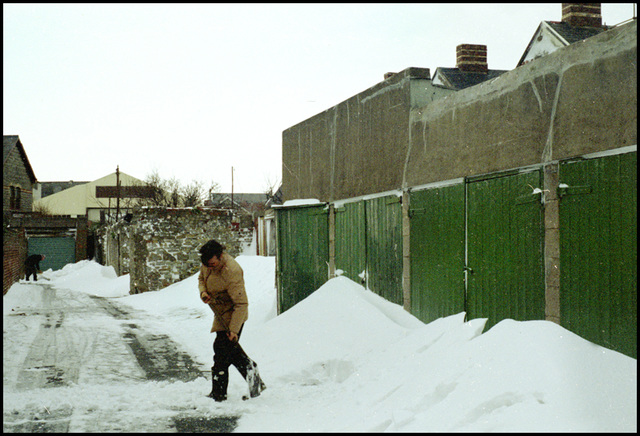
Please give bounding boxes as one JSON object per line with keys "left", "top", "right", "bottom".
{"left": 433, "top": 68, "right": 508, "bottom": 90}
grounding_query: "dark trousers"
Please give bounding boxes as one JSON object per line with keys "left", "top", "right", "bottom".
{"left": 211, "top": 325, "right": 259, "bottom": 400}
{"left": 25, "top": 266, "right": 38, "bottom": 281}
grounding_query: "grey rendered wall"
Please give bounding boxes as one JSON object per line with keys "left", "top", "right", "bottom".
{"left": 282, "top": 68, "right": 453, "bottom": 202}
{"left": 405, "top": 20, "right": 636, "bottom": 188}
{"left": 282, "top": 20, "right": 636, "bottom": 202}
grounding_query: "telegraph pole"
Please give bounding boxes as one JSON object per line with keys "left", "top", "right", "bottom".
{"left": 116, "top": 165, "right": 121, "bottom": 221}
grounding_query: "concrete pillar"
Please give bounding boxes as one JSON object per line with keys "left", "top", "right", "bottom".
{"left": 328, "top": 204, "right": 336, "bottom": 279}
{"left": 544, "top": 163, "right": 561, "bottom": 324}
{"left": 402, "top": 190, "right": 411, "bottom": 312}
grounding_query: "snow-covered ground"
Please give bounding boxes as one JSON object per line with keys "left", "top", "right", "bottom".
{"left": 3, "top": 256, "right": 637, "bottom": 432}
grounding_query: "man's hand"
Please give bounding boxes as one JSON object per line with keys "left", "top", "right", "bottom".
{"left": 201, "top": 292, "right": 211, "bottom": 304}
{"left": 227, "top": 331, "right": 239, "bottom": 342}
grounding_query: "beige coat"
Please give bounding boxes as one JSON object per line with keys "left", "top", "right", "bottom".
{"left": 198, "top": 252, "right": 248, "bottom": 334}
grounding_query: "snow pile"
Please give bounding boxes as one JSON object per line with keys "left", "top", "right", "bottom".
{"left": 42, "top": 260, "right": 130, "bottom": 298}
{"left": 3, "top": 257, "right": 637, "bottom": 432}
{"left": 236, "top": 275, "right": 636, "bottom": 432}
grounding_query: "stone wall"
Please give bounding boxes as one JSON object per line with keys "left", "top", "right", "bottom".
{"left": 102, "top": 207, "right": 241, "bottom": 294}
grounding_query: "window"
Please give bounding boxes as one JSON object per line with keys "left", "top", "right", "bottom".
{"left": 10, "top": 186, "right": 21, "bottom": 210}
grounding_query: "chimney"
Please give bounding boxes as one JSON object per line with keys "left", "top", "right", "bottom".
{"left": 456, "top": 44, "right": 488, "bottom": 73}
{"left": 562, "top": 3, "right": 602, "bottom": 27}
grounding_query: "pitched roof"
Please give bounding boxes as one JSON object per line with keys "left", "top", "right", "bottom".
{"left": 433, "top": 68, "right": 508, "bottom": 90}
{"left": 214, "top": 193, "right": 268, "bottom": 204}
{"left": 546, "top": 20, "right": 609, "bottom": 45}
{"left": 3, "top": 135, "right": 37, "bottom": 183}
{"left": 517, "top": 20, "right": 610, "bottom": 66}
{"left": 38, "top": 181, "right": 90, "bottom": 198}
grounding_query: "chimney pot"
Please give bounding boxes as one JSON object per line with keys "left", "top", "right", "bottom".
{"left": 562, "top": 3, "right": 602, "bottom": 27}
{"left": 456, "top": 44, "right": 488, "bottom": 73}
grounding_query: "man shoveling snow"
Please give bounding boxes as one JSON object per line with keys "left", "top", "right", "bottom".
{"left": 197, "top": 239, "right": 266, "bottom": 402}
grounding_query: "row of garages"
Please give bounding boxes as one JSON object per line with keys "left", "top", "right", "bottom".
{"left": 274, "top": 148, "right": 636, "bottom": 359}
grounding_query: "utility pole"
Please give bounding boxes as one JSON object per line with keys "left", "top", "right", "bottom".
{"left": 116, "top": 165, "right": 121, "bottom": 221}
{"left": 231, "top": 166, "right": 234, "bottom": 211}
{"left": 115, "top": 165, "right": 121, "bottom": 275}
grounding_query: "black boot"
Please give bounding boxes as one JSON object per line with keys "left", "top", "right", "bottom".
{"left": 208, "top": 366, "right": 228, "bottom": 402}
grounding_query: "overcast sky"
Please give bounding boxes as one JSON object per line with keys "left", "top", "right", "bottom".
{"left": 3, "top": 3, "right": 635, "bottom": 193}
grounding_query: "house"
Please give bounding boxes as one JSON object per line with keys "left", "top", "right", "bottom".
{"left": 3, "top": 135, "right": 37, "bottom": 214}
{"left": 517, "top": 3, "right": 609, "bottom": 66}
{"left": 3, "top": 135, "right": 38, "bottom": 294}
{"left": 3, "top": 135, "right": 92, "bottom": 288}
{"left": 432, "top": 44, "right": 508, "bottom": 90}
{"left": 33, "top": 170, "right": 147, "bottom": 223}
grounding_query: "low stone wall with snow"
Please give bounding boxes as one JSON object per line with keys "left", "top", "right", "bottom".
{"left": 102, "top": 207, "right": 241, "bottom": 294}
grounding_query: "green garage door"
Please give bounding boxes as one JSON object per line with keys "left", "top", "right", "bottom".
{"left": 409, "top": 182, "right": 466, "bottom": 324}
{"left": 334, "top": 200, "right": 366, "bottom": 285}
{"left": 466, "top": 169, "right": 546, "bottom": 331}
{"left": 365, "top": 195, "right": 404, "bottom": 306}
{"left": 275, "top": 203, "right": 329, "bottom": 313}
{"left": 27, "top": 236, "right": 76, "bottom": 272}
{"left": 559, "top": 151, "right": 637, "bottom": 358}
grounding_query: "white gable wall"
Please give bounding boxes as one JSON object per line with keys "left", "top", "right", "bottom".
{"left": 520, "top": 22, "right": 568, "bottom": 65}
{"left": 34, "top": 172, "right": 144, "bottom": 220}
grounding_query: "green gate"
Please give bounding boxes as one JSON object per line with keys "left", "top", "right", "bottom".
{"left": 275, "top": 203, "right": 329, "bottom": 313}
{"left": 558, "top": 151, "right": 637, "bottom": 358}
{"left": 334, "top": 200, "right": 366, "bottom": 284}
{"left": 27, "top": 236, "right": 76, "bottom": 272}
{"left": 466, "top": 169, "right": 546, "bottom": 331}
{"left": 409, "top": 182, "right": 466, "bottom": 324}
{"left": 365, "top": 195, "right": 404, "bottom": 306}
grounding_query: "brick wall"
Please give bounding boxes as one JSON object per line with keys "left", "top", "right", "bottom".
{"left": 3, "top": 227, "right": 27, "bottom": 294}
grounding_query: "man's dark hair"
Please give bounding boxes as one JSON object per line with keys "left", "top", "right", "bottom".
{"left": 199, "top": 239, "right": 225, "bottom": 265}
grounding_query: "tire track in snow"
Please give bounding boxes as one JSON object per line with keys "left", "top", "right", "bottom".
{"left": 4, "top": 285, "right": 237, "bottom": 433}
